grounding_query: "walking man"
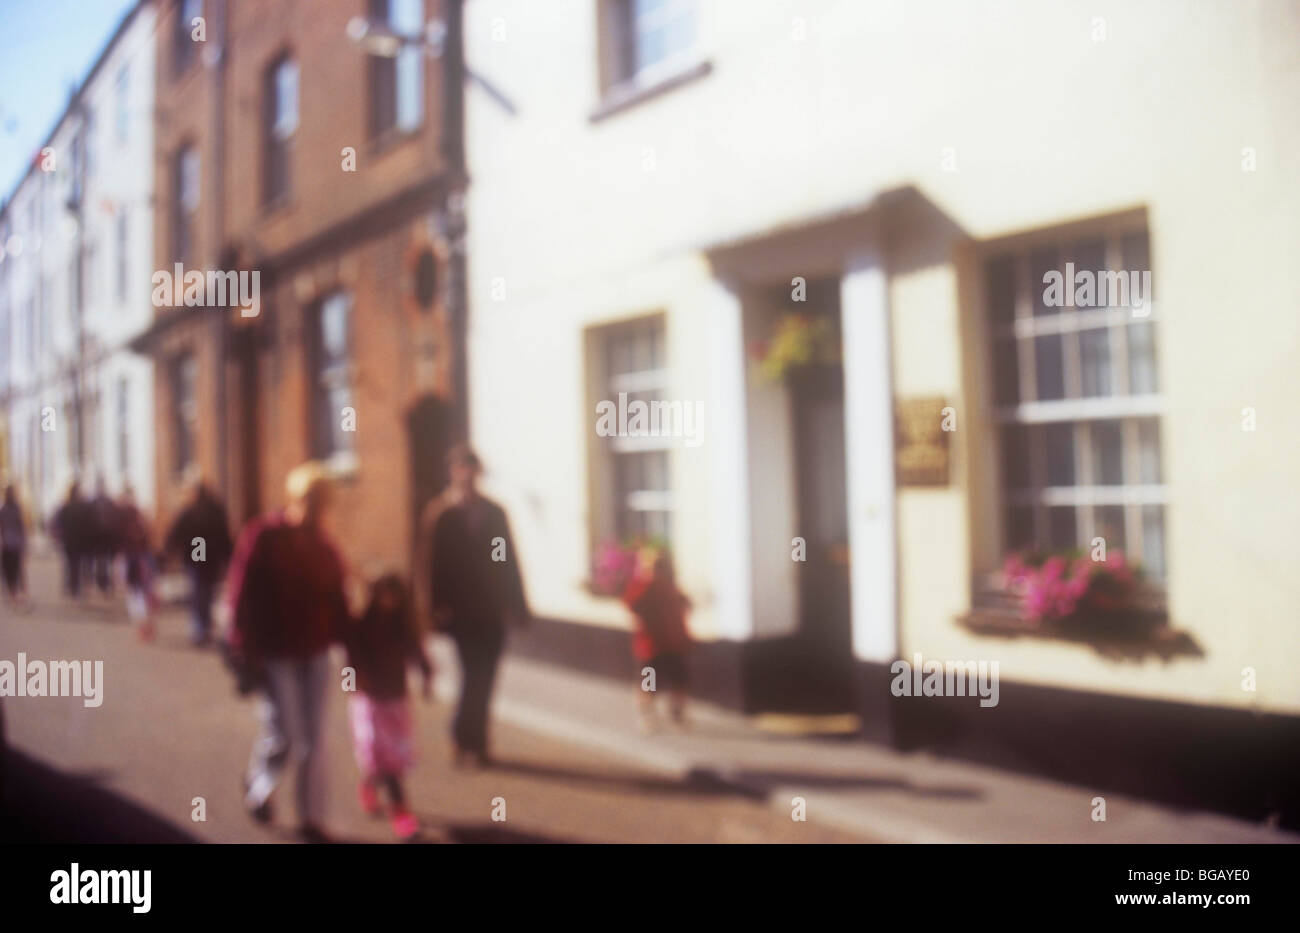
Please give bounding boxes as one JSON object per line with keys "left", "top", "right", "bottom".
{"left": 226, "top": 463, "right": 347, "bottom": 842}
{"left": 420, "top": 445, "right": 530, "bottom": 768}
{"left": 165, "top": 479, "right": 233, "bottom": 645}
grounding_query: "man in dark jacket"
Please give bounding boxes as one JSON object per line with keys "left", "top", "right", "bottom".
{"left": 89, "top": 479, "right": 121, "bottom": 596}
{"left": 166, "top": 479, "right": 234, "bottom": 645}
{"left": 52, "top": 482, "right": 91, "bottom": 598}
{"left": 420, "top": 445, "right": 529, "bottom": 767}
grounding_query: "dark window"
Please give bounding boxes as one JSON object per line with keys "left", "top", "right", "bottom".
{"left": 264, "top": 57, "right": 298, "bottom": 205}
{"left": 310, "top": 291, "right": 355, "bottom": 460}
{"left": 116, "top": 210, "right": 128, "bottom": 302}
{"left": 173, "top": 145, "right": 199, "bottom": 265}
{"left": 368, "top": 0, "right": 424, "bottom": 138}
{"left": 175, "top": 0, "right": 202, "bottom": 74}
{"left": 172, "top": 352, "right": 198, "bottom": 474}
{"left": 609, "top": 0, "right": 698, "bottom": 87}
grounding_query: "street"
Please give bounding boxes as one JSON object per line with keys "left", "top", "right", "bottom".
{"left": 0, "top": 556, "right": 867, "bottom": 844}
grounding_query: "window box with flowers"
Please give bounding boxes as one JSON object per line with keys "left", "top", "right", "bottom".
{"left": 959, "top": 549, "right": 1200, "bottom": 660}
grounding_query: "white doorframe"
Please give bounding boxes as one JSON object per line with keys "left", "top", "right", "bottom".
{"left": 841, "top": 251, "right": 898, "bottom": 662}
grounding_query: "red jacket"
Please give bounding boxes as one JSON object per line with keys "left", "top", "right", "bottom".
{"left": 622, "top": 573, "right": 692, "bottom": 661}
{"left": 226, "top": 512, "right": 347, "bottom": 660}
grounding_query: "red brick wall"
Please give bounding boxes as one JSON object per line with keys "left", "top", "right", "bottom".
{"left": 149, "top": 0, "right": 453, "bottom": 575}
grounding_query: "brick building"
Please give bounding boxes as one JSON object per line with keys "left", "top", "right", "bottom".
{"left": 136, "top": 0, "right": 461, "bottom": 573}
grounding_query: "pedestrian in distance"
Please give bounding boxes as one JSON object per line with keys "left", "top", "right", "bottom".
{"left": 0, "top": 484, "right": 30, "bottom": 611}
{"left": 419, "top": 445, "right": 530, "bottom": 769}
{"left": 165, "top": 477, "right": 234, "bottom": 646}
{"left": 225, "top": 462, "right": 348, "bottom": 844}
{"left": 622, "top": 547, "right": 693, "bottom": 733}
{"left": 51, "top": 482, "right": 91, "bottom": 599}
{"left": 339, "top": 572, "right": 432, "bottom": 841}
{"left": 117, "top": 487, "right": 158, "bottom": 642}
{"left": 89, "top": 477, "right": 120, "bottom": 597}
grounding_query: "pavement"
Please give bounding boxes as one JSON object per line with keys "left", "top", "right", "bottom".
{"left": 2, "top": 551, "right": 1296, "bottom": 844}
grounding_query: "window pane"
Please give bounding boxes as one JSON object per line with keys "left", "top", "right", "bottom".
{"left": 1071, "top": 237, "right": 1106, "bottom": 287}
{"left": 1001, "top": 424, "right": 1030, "bottom": 489}
{"left": 396, "top": 47, "right": 423, "bottom": 131}
{"left": 1044, "top": 422, "right": 1075, "bottom": 486}
{"left": 1006, "top": 506, "right": 1034, "bottom": 551}
{"left": 1091, "top": 420, "right": 1123, "bottom": 485}
{"left": 1121, "top": 231, "right": 1150, "bottom": 279}
{"left": 1141, "top": 504, "right": 1165, "bottom": 580}
{"left": 1094, "top": 505, "right": 1126, "bottom": 553}
{"left": 1078, "top": 327, "right": 1113, "bottom": 397}
{"left": 1034, "top": 334, "right": 1064, "bottom": 401}
{"left": 1048, "top": 506, "right": 1077, "bottom": 550}
{"left": 992, "top": 338, "right": 1019, "bottom": 406}
{"left": 321, "top": 293, "right": 349, "bottom": 359}
{"left": 985, "top": 255, "right": 1016, "bottom": 327}
{"left": 1128, "top": 321, "right": 1158, "bottom": 394}
{"left": 1030, "top": 246, "right": 1060, "bottom": 315}
{"left": 1137, "top": 418, "right": 1162, "bottom": 484}
{"left": 274, "top": 61, "right": 298, "bottom": 136}
{"left": 180, "top": 148, "right": 200, "bottom": 210}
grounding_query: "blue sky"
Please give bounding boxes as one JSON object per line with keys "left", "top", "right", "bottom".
{"left": 0, "top": 0, "right": 138, "bottom": 202}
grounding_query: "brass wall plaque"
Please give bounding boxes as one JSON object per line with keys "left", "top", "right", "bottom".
{"left": 895, "top": 396, "right": 951, "bottom": 486}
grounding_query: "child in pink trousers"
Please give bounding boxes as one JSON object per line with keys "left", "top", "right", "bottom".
{"left": 341, "top": 573, "right": 432, "bottom": 840}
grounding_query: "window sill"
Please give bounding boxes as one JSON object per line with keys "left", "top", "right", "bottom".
{"left": 958, "top": 581, "right": 1199, "bottom": 661}
{"left": 366, "top": 125, "right": 424, "bottom": 160}
{"left": 589, "top": 60, "right": 713, "bottom": 124}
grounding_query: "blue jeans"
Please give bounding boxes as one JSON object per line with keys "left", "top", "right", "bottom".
{"left": 245, "top": 651, "right": 333, "bottom": 826}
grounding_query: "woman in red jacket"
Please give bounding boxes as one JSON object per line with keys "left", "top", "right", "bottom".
{"left": 622, "top": 548, "right": 692, "bottom": 733}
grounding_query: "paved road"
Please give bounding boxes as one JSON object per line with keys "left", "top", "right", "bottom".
{"left": 0, "top": 559, "right": 867, "bottom": 844}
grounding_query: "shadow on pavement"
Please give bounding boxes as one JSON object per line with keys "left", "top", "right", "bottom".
{"left": 487, "top": 756, "right": 765, "bottom": 800}
{"left": 0, "top": 749, "right": 201, "bottom": 843}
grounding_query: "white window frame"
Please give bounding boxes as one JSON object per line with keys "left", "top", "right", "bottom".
{"left": 602, "top": 316, "right": 673, "bottom": 540}
{"left": 987, "top": 226, "right": 1167, "bottom": 579}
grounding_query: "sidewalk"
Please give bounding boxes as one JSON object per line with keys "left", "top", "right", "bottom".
{"left": 468, "top": 646, "right": 1300, "bottom": 844}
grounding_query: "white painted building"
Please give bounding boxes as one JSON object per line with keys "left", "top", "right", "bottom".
{"left": 462, "top": 0, "right": 1300, "bottom": 814}
{"left": 0, "top": 1, "right": 156, "bottom": 522}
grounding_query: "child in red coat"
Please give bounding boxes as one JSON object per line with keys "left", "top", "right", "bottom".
{"left": 622, "top": 549, "right": 692, "bottom": 732}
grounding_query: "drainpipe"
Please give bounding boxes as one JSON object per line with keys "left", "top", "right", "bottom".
{"left": 443, "top": 0, "right": 469, "bottom": 442}
{"left": 212, "top": 0, "right": 229, "bottom": 501}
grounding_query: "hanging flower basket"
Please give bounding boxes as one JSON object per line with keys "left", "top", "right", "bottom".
{"left": 750, "top": 312, "right": 840, "bottom": 383}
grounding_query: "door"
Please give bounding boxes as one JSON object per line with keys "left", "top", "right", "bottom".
{"left": 787, "top": 362, "right": 855, "bottom": 712}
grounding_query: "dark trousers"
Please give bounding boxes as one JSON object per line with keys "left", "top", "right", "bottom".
{"left": 93, "top": 548, "right": 114, "bottom": 593}
{"left": 64, "top": 549, "right": 83, "bottom": 596}
{"left": 188, "top": 569, "right": 217, "bottom": 643}
{"left": 451, "top": 626, "right": 505, "bottom": 754}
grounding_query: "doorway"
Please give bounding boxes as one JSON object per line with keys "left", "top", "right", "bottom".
{"left": 748, "top": 288, "right": 856, "bottom": 715}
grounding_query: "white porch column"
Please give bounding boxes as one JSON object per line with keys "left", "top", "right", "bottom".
{"left": 705, "top": 276, "right": 755, "bottom": 642}
{"left": 841, "top": 252, "right": 898, "bottom": 662}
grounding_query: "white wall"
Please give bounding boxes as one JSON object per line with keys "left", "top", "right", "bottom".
{"left": 464, "top": 0, "right": 1300, "bottom": 710}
